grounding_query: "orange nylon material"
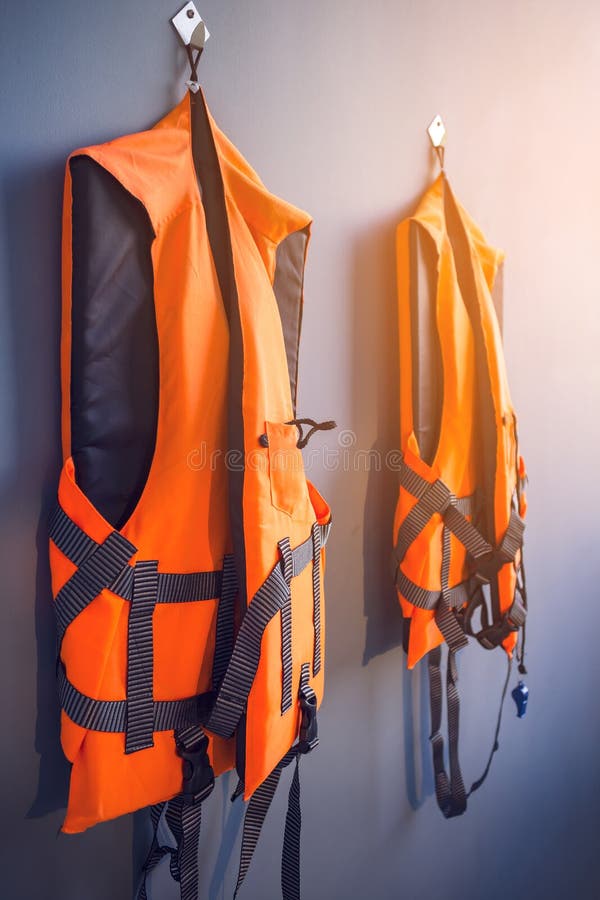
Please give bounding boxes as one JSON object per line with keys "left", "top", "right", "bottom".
{"left": 393, "top": 174, "right": 526, "bottom": 670}
{"left": 53, "top": 89, "right": 330, "bottom": 832}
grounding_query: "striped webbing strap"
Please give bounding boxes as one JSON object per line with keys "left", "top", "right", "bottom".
{"left": 234, "top": 664, "right": 318, "bottom": 900}
{"left": 207, "top": 521, "right": 331, "bottom": 739}
{"left": 395, "top": 456, "right": 525, "bottom": 571}
{"left": 427, "top": 504, "right": 518, "bottom": 818}
{"left": 393, "top": 457, "right": 526, "bottom": 649}
{"left": 138, "top": 671, "right": 319, "bottom": 900}
{"left": 50, "top": 503, "right": 235, "bottom": 751}
{"left": 52, "top": 504, "right": 329, "bottom": 900}
{"left": 57, "top": 663, "right": 215, "bottom": 733}
{"left": 136, "top": 724, "right": 214, "bottom": 900}
{"left": 428, "top": 645, "right": 514, "bottom": 819}
{"left": 394, "top": 458, "right": 526, "bottom": 818}
{"left": 50, "top": 503, "right": 224, "bottom": 619}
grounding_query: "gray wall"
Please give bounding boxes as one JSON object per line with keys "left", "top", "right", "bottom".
{"left": 1, "top": 1, "right": 598, "bottom": 898}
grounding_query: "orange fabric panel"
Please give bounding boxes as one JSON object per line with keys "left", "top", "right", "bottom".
{"left": 244, "top": 485, "right": 330, "bottom": 799}
{"left": 61, "top": 727, "right": 232, "bottom": 834}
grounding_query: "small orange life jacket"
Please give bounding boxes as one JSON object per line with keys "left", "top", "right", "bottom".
{"left": 50, "top": 86, "right": 331, "bottom": 898}
{"left": 392, "top": 173, "right": 528, "bottom": 817}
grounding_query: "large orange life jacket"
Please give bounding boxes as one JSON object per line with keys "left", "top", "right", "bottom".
{"left": 50, "top": 85, "right": 331, "bottom": 898}
{"left": 392, "top": 173, "right": 528, "bottom": 818}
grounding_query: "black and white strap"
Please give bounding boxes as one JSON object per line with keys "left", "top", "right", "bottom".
{"left": 137, "top": 725, "right": 214, "bottom": 900}
{"left": 53, "top": 528, "right": 137, "bottom": 644}
{"left": 234, "top": 665, "right": 318, "bottom": 900}
{"left": 58, "top": 663, "right": 215, "bottom": 734}
{"left": 126, "top": 560, "right": 158, "bottom": 753}
{"left": 51, "top": 503, "right": 236, "bottom": 751}
{"left": 394, "top": 458, "right": 526, "bottom": 646}
{"left": 208, "top": 523, "right": 330, "bottom": 739}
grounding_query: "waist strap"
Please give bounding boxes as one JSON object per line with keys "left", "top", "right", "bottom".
{"left": 50, "top": 502, "right": 235, "bottom": 751}
{"left": 58, "top": 663, "right": 215, "bottom": 733}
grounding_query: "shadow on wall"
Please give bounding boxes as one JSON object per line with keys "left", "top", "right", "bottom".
{"left": 352, "top": 197, "right": 409, "bottom": 665}
{"left": 0, "top": 159, "right": 71, "bottom": 819}
{"left": 352, "top": 181, "right": 436, "bottom": 810}
{"left": 207, "top": 776, "right": 245, "bottom": 900}
{"left": 29, "top": 492, "right": 71, "bottom": 819}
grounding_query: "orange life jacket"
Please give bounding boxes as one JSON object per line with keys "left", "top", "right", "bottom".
{"left": 50, "top": 86, "right": 331, "bottom": 898}
{"left": 392, "top": 173, "right": 528, "bottom": 817}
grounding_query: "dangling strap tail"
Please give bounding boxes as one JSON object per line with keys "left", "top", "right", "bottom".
{"left": 137, "top": 724, "right": 214, "bottom": 900}
{"left": 428, "top": 645, "right": 514, "bottom": 818}
{"left": 281, "top": 754, "right": 302, "bottom": 900}
{"left": 234, "top": 749, "right": 295, "bottom": 898}
{"left": 468, "top": 654, "right": 512, "bottom": 795}
{"left": 137, "top": 802, "right": 168, "bottom": 900}
{"left": 428, "top": 646, "right": 467, "bottom": 818}
{"left": 235, "top": 675, "right": 318, "bottom": 899}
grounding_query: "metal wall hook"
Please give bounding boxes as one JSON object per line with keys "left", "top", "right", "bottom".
{"left": 427, "top": 114, "right": 447, "bottom": 172}
{"left": 171, "top": 3, "right": 210, "bottom": 91}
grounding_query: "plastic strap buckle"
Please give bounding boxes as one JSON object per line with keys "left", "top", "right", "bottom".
{"left": 471, "top": 549, "right": 505, "bottom": 584}
{"left": 298, "top": 690, "right": 318, "bottom": 754}
{"left": 475, "top": 612, "right": 519, "bottom": 651}
{"left": 176, "top": 733, "right": 215, "bottom": 805}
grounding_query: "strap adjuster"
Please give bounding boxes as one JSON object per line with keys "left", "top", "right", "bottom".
{"left": 176, "top": 734, "right": 215, "bottom": 805}
{"left": 471, "top": 549, "right": 504, "bottom": 584}
{"left": 475, "top": 612, "right": 519, "bottom": 651}
{"left": 298, "top": 690, "right": 318, "bottom": 753}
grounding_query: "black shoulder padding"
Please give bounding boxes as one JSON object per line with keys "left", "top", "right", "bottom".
{"left": 443, "top": 184, "right": 500, "bottom": 617}
{"left": 69, "top": 154, "right": 158, "bottom": 529}
{"left": 409, "top": 220, "right": 443, "bottom": 466}
{"left": 189, "top": 89, "right": 248, "bottom": 616}
{"left": 272, "top": 228, "right": 309, "bottom": 417}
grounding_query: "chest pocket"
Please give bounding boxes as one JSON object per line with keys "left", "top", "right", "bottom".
{"left": 265, "top": 421, "right": 311, "bottom": 519}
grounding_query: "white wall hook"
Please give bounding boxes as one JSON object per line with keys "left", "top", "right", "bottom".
{"left": 427, "top": 114, "right": 446, "bottom": 170}
{"left": 171, "top": 3, "right": 210, "bottom": 51}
